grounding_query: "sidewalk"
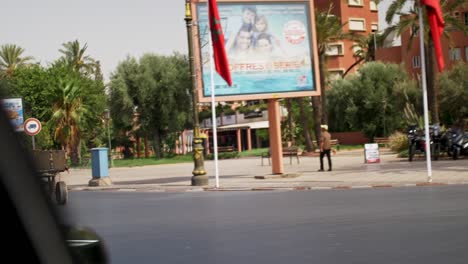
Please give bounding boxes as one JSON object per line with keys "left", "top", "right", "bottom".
{"left": 64, "top": 150, "right": 468, "bottom": 192}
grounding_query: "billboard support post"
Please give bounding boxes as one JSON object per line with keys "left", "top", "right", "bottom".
{"left": 268, "top": 99, "right": 284, "bottom": 174}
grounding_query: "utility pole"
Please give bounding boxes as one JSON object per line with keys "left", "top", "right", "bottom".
{"left": 104, "top": 109, "right": 113, "bottom": 168}
{"left": 185, "top": 0, "right": 208, "bottom": 186}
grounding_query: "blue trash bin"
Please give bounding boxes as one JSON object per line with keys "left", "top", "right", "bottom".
{"left": 91, "top": 148, "right": 109, "bottom": 178}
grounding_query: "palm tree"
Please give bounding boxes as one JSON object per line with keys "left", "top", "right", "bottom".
{"left": 384, "top": 0, "right": 467, "bottom": 123}
{"left": 59, "top": 40, "right": 96, "bottom": 76}
{"left": 343, "top": 32, "right": 383, "bottom": 77}
{"left": 0, "top": 44, "right": 34, "bottom": 77}
{"left": 50, "top": 79, "right": 89, "bottom": 165}
{"left": 313, "top": 4, "right": 348, "bottom": 141}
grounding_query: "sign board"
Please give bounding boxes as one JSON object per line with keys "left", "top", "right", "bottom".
{"left": 0, "top": 98, "right": 24, "bottom": 131}
{"left": 193, "top": 0, "right": 321, "bottom": 102}
{"left": 24, "top": 118, "right": 42, "bottom": 136}
{"left": 364, "top": 143, "right": 380, "bottom": 163}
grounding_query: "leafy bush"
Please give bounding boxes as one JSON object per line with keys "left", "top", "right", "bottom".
{"left": 398, "top": 149, "right": 409, "bottom": 158}
{"left": 388, "top": 131, "right": 408, "bottom": 152}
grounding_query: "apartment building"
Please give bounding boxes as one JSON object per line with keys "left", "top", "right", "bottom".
{"left": 376, "top": 7, "right": 468, "bottom": 75}
{"left": 314, "top": 0, "right": 379, "bottom": 79}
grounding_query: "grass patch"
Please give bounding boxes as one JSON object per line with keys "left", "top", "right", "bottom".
{"left": 206, "top": 151, "right": 240, "bottom": 160}
{"left": 238, "top": 148, "right": 269, "bottom": 157}
{"left": 398, "top": 149, "right": 409, "bottom": 158}
{"left": 113, "top": 155, "right": 193, "bottom": 167}
{"left": 339, "top": 145, "right": 364, "bottom": 151}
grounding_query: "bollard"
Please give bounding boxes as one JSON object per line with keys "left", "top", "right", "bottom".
{"left": 88, "top": 148, "right": 112, "bottom": 186}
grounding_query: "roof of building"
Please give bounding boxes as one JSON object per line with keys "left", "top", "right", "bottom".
{"left": 215, "top": 120, "right": 269, "bottom": 131}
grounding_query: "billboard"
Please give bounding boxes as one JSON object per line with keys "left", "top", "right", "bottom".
{"left": 1, "top": 98, "right": 24, "bottom": 132}
{"left": 194, "top": 1, "right": 320, "bottom": 102}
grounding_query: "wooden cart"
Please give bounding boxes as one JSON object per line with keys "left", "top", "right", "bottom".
{"left": 33, "top": 150, "right": 68, "bottom": 205}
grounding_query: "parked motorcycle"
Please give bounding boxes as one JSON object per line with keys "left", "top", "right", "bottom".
{"left": 408, "top": 125, "right": 425, "bottom": 162}
{"left": 429, "top": 124, "right": 442, "bottom": 160}
{"left": 450, "top": 128, "right": 468, "bottom": 160}
{"left": 407, "top": 124, "right": 442, "bottom": 161}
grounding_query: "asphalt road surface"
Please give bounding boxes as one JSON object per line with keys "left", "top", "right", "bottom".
{"left": 63, "top": 186, "right": 468, "bottom": 264}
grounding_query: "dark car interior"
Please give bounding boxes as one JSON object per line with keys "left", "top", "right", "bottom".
{"left": 0, "top": 108, "right": 107, "bottom": 263}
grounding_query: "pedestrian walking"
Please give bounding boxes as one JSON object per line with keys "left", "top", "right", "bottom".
{"left": 318, "top": 124, "right": 332, "bottom": 171}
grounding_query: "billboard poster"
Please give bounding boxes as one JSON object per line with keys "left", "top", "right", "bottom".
{"left": 364, "top": 143, "right": 380, "bottom": 163}
{"left": 1, "top": 98, "right": 24, "bottom": 132}
{"left": 196, "top": 2, "right": 316, "bottom": 99}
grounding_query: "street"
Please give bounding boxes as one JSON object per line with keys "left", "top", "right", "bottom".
{"left": 63, "top": 186, "right": 468, "bottom": 264}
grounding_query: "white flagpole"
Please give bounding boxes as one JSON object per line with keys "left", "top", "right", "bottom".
{"left": 418, "top": 5, "right": 433, "bottom": 182}
{"left": 207, "top": 1, "right": 220, "bottom": 188}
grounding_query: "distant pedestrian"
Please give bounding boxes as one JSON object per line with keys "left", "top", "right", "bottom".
{"left": 318, "top": 124, "right": 332, "bottom": 172}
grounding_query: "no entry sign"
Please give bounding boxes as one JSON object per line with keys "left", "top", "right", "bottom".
{"left": 24, "top": 118, "right": 42, "bottom": 136}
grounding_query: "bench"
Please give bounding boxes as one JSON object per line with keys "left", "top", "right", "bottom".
{"left": 212, "top": 146, "right": 235, "bottom": 153}
{"left": 261, "top": 146, "right": 300, "bottom": 166}
{"left": 312, "top": 139, "right": 340, "bottom": 151}
{"left": 374, "top": 137, "right": 390, "bottom": 147}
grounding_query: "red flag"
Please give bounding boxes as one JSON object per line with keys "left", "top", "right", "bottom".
{"left": 208, "top": 0, "right": 232, "bottom": 86}
{"left": 421, "top": 0, "right": 445, "bottom": 72}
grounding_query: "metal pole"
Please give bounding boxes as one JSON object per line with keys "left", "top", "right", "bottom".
{"left": 32, "top": 135, "right": 35, "bottom": 150}
{"left": 205, "top": 0, "right": 220, "bottom": 188}
{"left": 107, "top": 119, "right": 113, "bottom": 168}
{"left": 185, "top": 0, "right": 208, "bottom": 186}
{"left": 418, "top": 6, "right": 432, "bottom": 182}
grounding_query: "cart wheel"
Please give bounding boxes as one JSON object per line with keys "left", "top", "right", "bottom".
{"left": 55, "top": 181, "right": 68, "bottom": 205}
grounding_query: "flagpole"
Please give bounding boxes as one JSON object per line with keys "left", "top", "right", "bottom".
{"left": 418, "top": 5, "right": 433, "bottom": 182}
{"left": 207, "top": 0, "right": 220, "bottom": 188}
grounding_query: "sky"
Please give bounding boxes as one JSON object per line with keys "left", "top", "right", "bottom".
{"left": 2, "top": 0, "right": 394, "bottom": 81}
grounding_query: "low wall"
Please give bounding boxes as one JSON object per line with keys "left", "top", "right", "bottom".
{"left": 331, "top": 131, "right": 370, "bottom": 145}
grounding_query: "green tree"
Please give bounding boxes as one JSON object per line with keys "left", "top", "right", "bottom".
{"left": 314, "top": 4, "right": 348, "bottom": 139}
{"left": 343, "top": 32, "right": 384, "bottom": 77}
{"left": 108, "top": 53, "right": 192, "bottom": 159}
{"left": 0, "top": 44, "right": 34, "bottom": 77}
{"left": 328, "top": 62, "right": 420, "bottom": 139}
{"left": 384, "top": 0, "right": 467, "bottom": 123}
{"left": 6, "top": 65, "right": 60, "bottom": 149}
{"left": 438, "top": 62, "right": 468, "bottom": 127}
{"left": 108, "top": 57, "right": 141, "bottom": 158}
{"left": 49, "top": 79, "right": 89, "bottom": 165}
{"left": 138, "top": 53, "right": 192, "bottom": 158}
{"left": 58, "top": 40, "right": 97, "bottom": 76}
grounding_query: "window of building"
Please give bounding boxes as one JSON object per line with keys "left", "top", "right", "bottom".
{"left": 412, "top": 56, "right": 421, "bottom": 68}
{"left": 464, "top": 12, "right": 468, "bottom": 25}
{"left": 348, "top": 0, "right": 363, "bottom": 6}
{"left": 449, "top": 48, "right": 461, "bottom": 61}
{"left": 370, "top": 0, "right": 378, "bottom": 11}
{"left": 465, "top": 46, "right": 468, "bottom": 61}
{"left": 371, "top": 23, "right": 379, "bottom": 32}
{"left": 326, "top": 43, "right": 344, "bottom": 56}
{"left": 328, "top": 69, "right": 344, "bottom": 81}
{"left": 349, "top": 18, "right": 366, "bottom": 31}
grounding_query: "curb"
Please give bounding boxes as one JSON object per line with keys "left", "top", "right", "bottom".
{"left": 69, "top": 182, "right": 468, "bottom": 193}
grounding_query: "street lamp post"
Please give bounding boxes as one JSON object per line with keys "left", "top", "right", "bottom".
{"left": 104, "top": 109, "right": 113, "bottom": 168}
{"left": 185, "top": 0, "right": 208, "bottom": 186}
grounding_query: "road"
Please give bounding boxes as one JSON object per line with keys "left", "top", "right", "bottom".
{"left": 63, "top": 186, "right": 468, "bottom": 264}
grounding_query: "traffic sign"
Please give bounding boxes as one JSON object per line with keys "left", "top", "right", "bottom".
{"left": 24, "top": 118, "right": 42, "bottom": 136}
